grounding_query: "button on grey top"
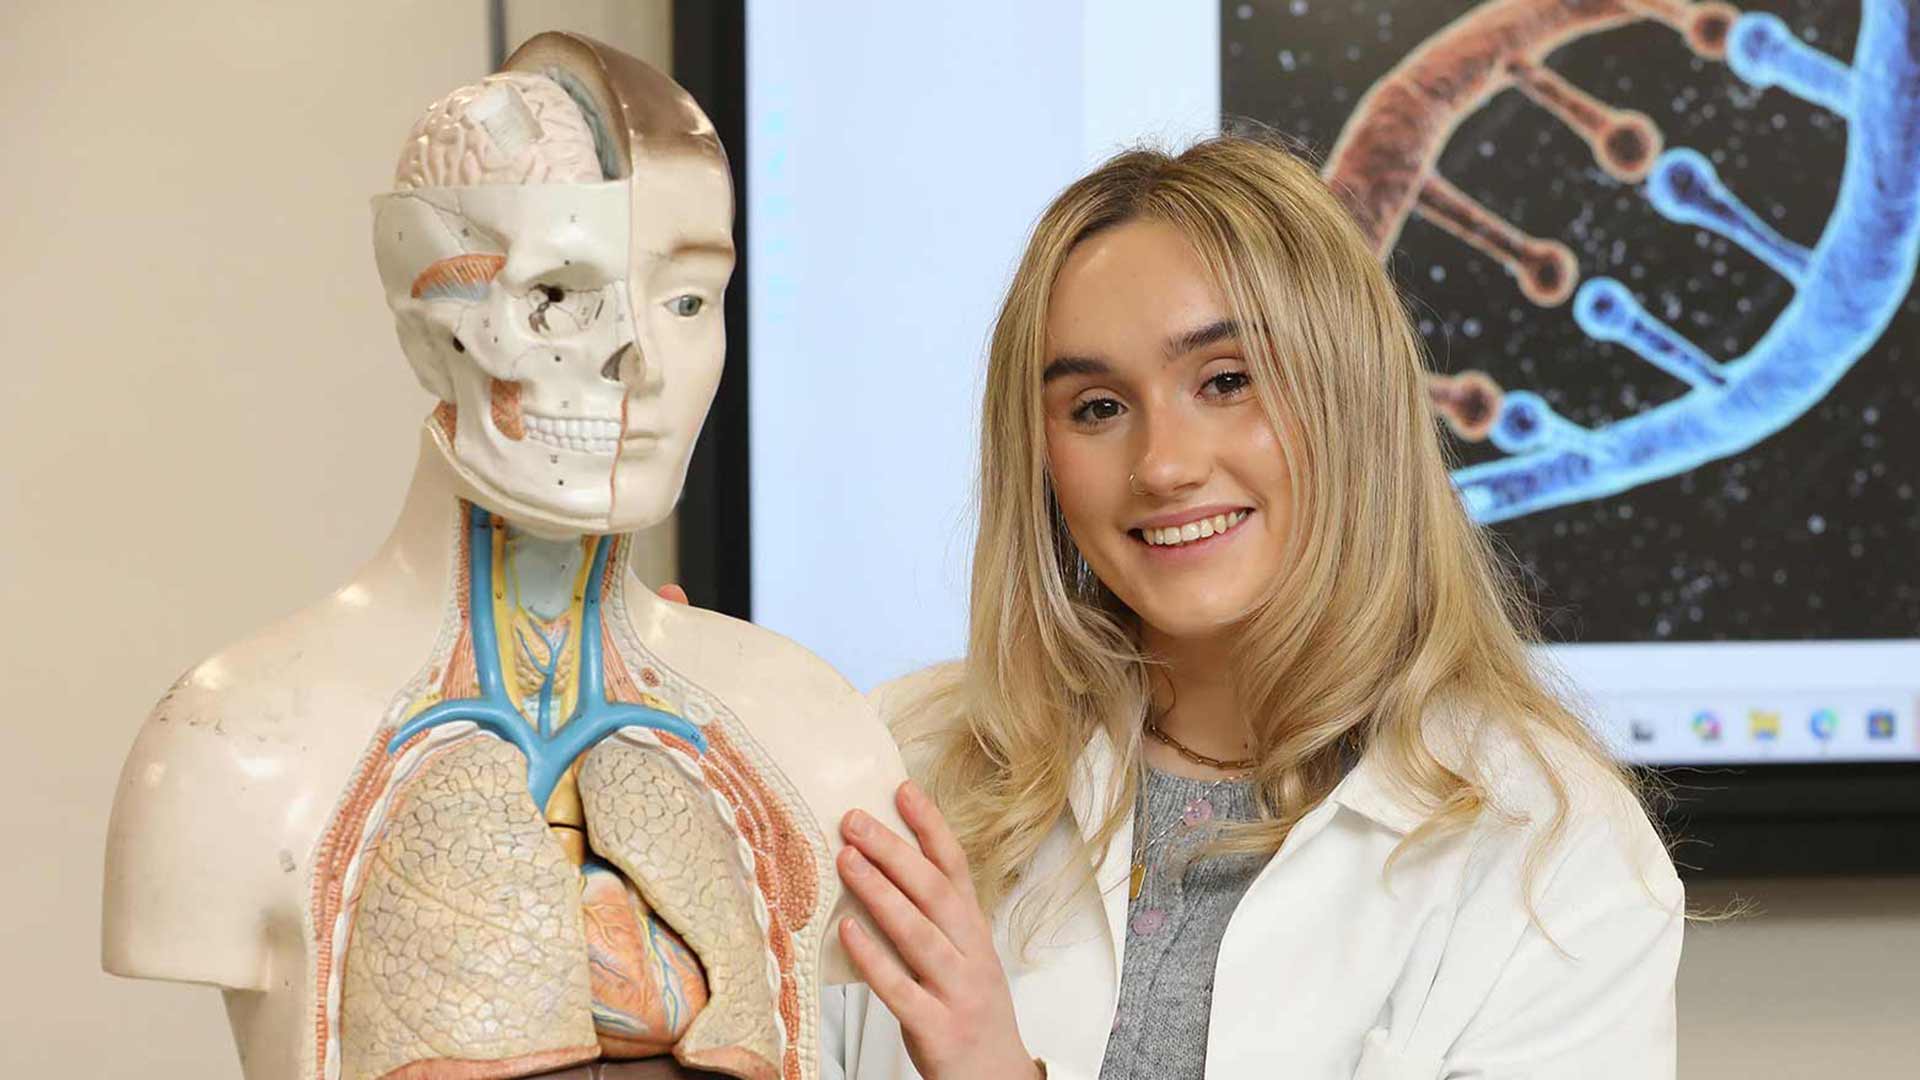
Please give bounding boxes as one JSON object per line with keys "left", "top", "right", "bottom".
{"left": 1099, "top": 766, "right": 1266, "bottom": 1080}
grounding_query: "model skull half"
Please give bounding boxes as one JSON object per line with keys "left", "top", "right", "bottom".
{"left": 374, "top": 34, "right": 733, "bottom": 535}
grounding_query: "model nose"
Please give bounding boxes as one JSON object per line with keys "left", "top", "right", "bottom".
{"left": 601, "top": 342, "right": 636, "bottom": 385}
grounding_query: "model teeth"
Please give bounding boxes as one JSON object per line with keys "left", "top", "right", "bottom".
{"left": 523, "top": 412, "right": 621, "bottom": 454}
{"left": 1142, "top": 511, "right": 1247, "bottom": 547}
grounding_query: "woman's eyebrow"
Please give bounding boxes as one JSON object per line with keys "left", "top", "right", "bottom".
{"left": 1042, "top": 355, "right": 1110, "bottom": 383}
{"left": 1043, "top": 319, "right": 1238, "bottom": 383}
{"left": 1165, "top": 318, "right": 1239, "bottom": 358}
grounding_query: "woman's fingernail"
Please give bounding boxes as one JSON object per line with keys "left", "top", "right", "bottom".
{"left": 845, "top": 810, "right": 870, "bottom": 837}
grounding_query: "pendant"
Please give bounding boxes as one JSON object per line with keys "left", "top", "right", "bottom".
{"left": 1130, "top": 907, "right": 1168, "bottom": 936}
{"left": 1129, "top": 862, "right": 1145, "bottom": 900}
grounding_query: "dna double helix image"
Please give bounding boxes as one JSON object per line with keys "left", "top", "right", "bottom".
{"left": 1226, "top": 0, "right": 1920, "bottom": 641}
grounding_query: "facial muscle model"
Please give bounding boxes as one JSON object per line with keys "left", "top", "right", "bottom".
{"left": 102, "top": 33, "right": 910, "bottom": 1080}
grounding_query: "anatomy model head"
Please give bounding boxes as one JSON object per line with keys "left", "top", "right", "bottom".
{"left": 374, "top": 33, "right": 734, "bottom": 535}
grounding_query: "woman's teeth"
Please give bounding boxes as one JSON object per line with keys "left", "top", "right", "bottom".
{"left": 1142, "top": 510, "right": 1248, "bottom": 548}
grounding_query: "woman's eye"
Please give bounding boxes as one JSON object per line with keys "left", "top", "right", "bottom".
{"left": 666, "top": 294, "right": 705, "bottom": 317}
{"left": 1071, "top": 397, "right": 1124, "bottom": 424}
{"left": 1204, "top": 371, "right": 1252, "bottom": 398}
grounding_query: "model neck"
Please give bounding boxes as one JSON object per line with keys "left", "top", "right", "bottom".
{"left": 381, "top": 431, "right": 641, "bottom": 605}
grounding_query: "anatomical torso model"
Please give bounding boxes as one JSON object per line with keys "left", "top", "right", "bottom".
{"left": 102, "top": 33, "right": 908, "bottom": 1080}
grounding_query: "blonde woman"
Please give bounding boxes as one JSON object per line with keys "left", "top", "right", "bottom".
{"left": 795, "top": 136, "right": 1685, "bottom": 1080}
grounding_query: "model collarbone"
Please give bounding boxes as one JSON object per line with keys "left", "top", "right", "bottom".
{"left": 385, "top": 502, "right": 706, "bottom": 809}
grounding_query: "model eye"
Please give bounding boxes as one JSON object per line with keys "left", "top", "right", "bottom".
{"left": 536, "top": 284, "right": 567, "bottom": 305}
{"left": 666, "top": 294, "right": 706, "bottom": 317}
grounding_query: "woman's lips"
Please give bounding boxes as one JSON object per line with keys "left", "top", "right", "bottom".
{"left": 1129, "top": 508, "right": 1253, "bottom": 558}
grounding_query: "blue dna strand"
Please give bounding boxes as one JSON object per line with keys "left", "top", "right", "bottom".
{"left": 387, "top": 503, "right": 707, "bottom": 808}
{"left": 1454, "top": 0, "right": 1920, "bottom": 523}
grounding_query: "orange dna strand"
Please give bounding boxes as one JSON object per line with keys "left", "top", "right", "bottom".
{"left": 1322, "top": 0, "right": 1920, "bottom": 525}
{"left": 1327, "top": 0, "right": 1737, "bottom": 308}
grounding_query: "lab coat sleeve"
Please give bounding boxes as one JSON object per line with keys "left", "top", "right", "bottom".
{"left": 821, "top": 984, "right": 850, "bottom": 1080}
{"left": 1442, "top": 814, "right": 1686, "bottom": 1079}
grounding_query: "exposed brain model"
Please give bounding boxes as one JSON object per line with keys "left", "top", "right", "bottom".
{"left": 103, "top": 32, "right": 909, "bottom": 1080}
{"left": 395, "top": 72, "right": 607, "bottom": 190}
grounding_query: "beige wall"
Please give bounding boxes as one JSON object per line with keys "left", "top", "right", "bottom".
{"left": 2, "top": 3, "right": 1913, "bottom": 1078}
{"left": 1680, "top": 877, "right": 1920, "bottom": 1077}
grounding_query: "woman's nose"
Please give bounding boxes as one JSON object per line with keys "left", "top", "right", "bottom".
{"left": 1130, "top": 409, "right": 1210, "bottom": 496}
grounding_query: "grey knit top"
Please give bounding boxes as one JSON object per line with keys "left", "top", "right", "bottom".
{"left": 1098, "top": 766, "right": 1266, "bottom": 1080}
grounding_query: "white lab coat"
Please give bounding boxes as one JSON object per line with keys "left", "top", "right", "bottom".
{"left": 822, "top": 697, "right": 1684, "bottom": 1080}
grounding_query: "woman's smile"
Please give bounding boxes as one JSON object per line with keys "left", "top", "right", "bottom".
{"left": 1130, "top": 506, "right": 1253, "bottom": 556}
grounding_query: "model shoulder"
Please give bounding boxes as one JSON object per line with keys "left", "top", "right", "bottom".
{"left": 103, "top": 597, "right": 442, "bottom": 988}
{"left": 637, "top": 596, "right": 875, "bottom": 712}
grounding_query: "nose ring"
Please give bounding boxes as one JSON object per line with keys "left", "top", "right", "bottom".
{"left": 1128, "top": 473, "right": 1147, "bottom": 496}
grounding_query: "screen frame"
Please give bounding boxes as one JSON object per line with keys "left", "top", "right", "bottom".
{"left": 680, "top": 0, "right": 1920, "bottom": 879}
{"left": 1657, "top": 762, "right": 1920, "bottom": 877}
{"left": 673, "top": 0, "right": 753, "bottom": 620}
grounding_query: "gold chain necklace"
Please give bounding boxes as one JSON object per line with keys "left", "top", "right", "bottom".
{"left": 1131, "top": 714, "right": 1257, "bottom": 901}
{"left": 1144, "top": 713, "right": 1259, "bottom": 773}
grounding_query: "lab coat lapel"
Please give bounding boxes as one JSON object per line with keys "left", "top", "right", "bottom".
{"left": 1065, "top": 725, "right": 1132, "bottom": 1000}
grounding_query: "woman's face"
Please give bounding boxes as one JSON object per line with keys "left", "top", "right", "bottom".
{"left": 1042, "top": 219, "right": 1294, "bottom": 645}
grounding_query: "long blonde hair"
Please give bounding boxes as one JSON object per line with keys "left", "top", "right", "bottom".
{"left": 903, "top": 135, "right": 1638, "bottom": 941}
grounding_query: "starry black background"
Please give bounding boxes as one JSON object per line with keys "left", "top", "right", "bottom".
{"left": 1223, "top": 0, "right": 1918, "bottom": 643}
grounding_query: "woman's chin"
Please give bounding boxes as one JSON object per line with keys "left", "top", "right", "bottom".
{"left": 1132, "top": 597, "right": 1257, "bottom": 647}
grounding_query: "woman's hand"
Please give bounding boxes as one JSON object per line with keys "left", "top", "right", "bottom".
{"left": 658, "top": 583, "right": 1031, "bottom": 1073}
{"left": 838, "top": 781, "right": 1038, "bottom": 1080}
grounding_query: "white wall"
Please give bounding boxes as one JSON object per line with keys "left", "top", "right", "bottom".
{"left": 746, "top": 0, "right": 1220, "bottom": 691}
